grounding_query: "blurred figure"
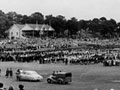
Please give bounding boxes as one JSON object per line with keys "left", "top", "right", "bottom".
{"left": 65, "top": 59, "right": 68, "bottom": 65}
{"left": 8, "top": 86, "right": 14, "bottom": 90}
{"left": 52, "top": 71, "right": 55, "bottom": 75}
{"left": 17, "top": 69, "right": 20, "bottom": 74}
{"left": 18, "top": 84, "right": 24, "bottom": 90}
{"left": 9, "top": 68, "right": 13, "bottom": 78}
{"left": 0, "top": 69, "right": 1, "bottom": 76}
{"left": 5, "top": 68, "right": 9, "bottom": 78}
{"left": 0, "top": 82, "right": 4, "bottom": 90}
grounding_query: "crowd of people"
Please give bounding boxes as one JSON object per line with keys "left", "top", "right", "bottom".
{"left": 1, "top": 38, "right": 120, "bottom": 51}
{"left": 0, "top": 38, "right": 120, "bottom": 66}
{"left": 0, "top": 47, "right": 120, "bottom": 66}
{"left": 0, "top": 48, "right": 104, "bottom": 65}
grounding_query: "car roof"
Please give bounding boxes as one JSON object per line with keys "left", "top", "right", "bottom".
{"left": 57, "top": 72, "right": 67, "bottom": 74}
{"left": 53, "top": 72, "right": 72, "bottom": 77}
{"left": 55, "top": 72, "right": 72, "bottom": 75}
{"left": 22, "top": 70, "right": 38, "bottom": 74}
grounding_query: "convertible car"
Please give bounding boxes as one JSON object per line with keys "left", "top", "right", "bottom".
{"left": 16, "top": 70, "right": 43, "bottom": 81}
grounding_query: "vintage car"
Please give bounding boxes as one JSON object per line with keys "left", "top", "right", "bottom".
{"left": 47, "top": 71, "right": 72, "bottom": 84}
{"left": 16, "top": 70, "right": 43, "bottom": 81}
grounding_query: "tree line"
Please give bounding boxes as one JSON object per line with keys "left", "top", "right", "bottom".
{"left": 0, "top": 10, "right": 120, "bottom": 39}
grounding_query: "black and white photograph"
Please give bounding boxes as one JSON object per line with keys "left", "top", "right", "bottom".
{"left": 0, "top": 0, "right": 120, "bottom": 90}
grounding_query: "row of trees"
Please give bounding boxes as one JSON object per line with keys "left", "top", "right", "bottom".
{"left": 0, "top": 10, "right": 120, "bottom": 39}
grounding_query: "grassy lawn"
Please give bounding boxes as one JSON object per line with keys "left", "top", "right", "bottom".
{"left": 0, "top": 62, "right": 120, "bottom": 90}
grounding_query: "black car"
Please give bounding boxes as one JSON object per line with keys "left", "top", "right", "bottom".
{"left": 47, "top": 71, "right": 72, "bottom": 84}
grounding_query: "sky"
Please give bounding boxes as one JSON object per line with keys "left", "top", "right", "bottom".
{"left": 0, "top": 0, "right": 120, "bottom": 22}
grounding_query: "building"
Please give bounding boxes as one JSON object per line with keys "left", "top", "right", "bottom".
{"left": 8, "top": 24, "right": 55, "bottom": 39}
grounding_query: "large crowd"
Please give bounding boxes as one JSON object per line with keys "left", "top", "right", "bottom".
{"left": 1, "top": 38, "right": 120, "bottom": 50}
{"left": 0, "top": 38, "right": 120, "bottom": 66}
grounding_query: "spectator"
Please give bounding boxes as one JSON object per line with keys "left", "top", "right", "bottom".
{"left": 9, "top": 68, "right": 13, "bottom": 78}
{"left": 65, "top": 59, "right": 68, "bottom": 65}
{"left": 0, "top": 83, "right": 4, "bottom": 90}
{"left": 18, "top": 84, "right": 24, "bottom": 90}
{"left": 17, "top": 69, "right": 20, "bottom": 74}
{"left": 52, "top": 71, "right": 55, "bottom": 75}
{"left": 0, "top": 69, "right": 1, "bottom": 76}
{"left": 5, "top": 68, "right": 9, "bottom": 78}
{"left": 8, "top": 86, "right": 14, "bottom": 90}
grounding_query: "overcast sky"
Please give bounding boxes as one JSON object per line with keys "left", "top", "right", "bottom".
{"left": 1, "top": 0, "right": 120, "bottom": 21}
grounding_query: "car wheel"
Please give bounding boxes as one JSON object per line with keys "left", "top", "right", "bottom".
{"left": 47, "top": 79, "right": 52, "bottom": 83}
{"left": 65, "top": 82, "right": 68, "bottom": 84}
{"left": 58, "top": 80, "right": 63, "bottom": 84}
{"left": 62, "top": 81, "right": 67, "bottom": 84}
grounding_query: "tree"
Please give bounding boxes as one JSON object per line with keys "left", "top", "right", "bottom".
{"left": 0, "top": 10, "right": 12, "bottom": 37}
{"left": 99, "top": 19, "right": 117, "bottom": 38}
{"left": 45, "top": 15, "right": 67, "bottom": 37}
{"left": 116, "top": 22, "right": 120, "bottom": 37}
{"left": 30, "top": 12, "right": 44, "bottom": 24}
{"left": 6, "top": 11, "right": 20, "bottom": 24}
{"left": 45, "top": 15, "right": 54, "bottom": 25}
{"left": 66, "top": 17, "right": 78, "bottom": 37}
{"left": 100, "top": 17, "right": 107, "bottom": 22}
{"left": 89, "top": 18, "right": 100, "bottom": 31}
{"left": 78, "top": 20, "right": 88, "bottom": 30}
{"left": 20, "top": 15, "right": 31, "bottom": 24}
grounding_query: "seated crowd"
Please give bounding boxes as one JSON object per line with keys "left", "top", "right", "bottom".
{"left": 0, "top": 37, "right": 120, "bottom": 65}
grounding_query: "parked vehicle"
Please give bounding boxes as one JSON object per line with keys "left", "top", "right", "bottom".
{"left": 16, "top": 70, "right": 43, "bottom": 81}
{"left": 47, "top": 71, "right": 72, "bottom": 84}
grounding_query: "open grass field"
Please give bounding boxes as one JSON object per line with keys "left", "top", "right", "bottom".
{"left": 0, "top": 62, "right": 120, "bottom": 90}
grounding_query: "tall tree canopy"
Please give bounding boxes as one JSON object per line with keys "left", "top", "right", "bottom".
{"left": 0, "top": 10, "right": 119, "bottom": 38}
{"left": 30, "top": 12, "right": 44, "bottom": 24}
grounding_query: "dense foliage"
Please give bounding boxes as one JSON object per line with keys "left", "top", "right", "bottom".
{"left": 0, "top": 10, "right": 120, "bottom": 39}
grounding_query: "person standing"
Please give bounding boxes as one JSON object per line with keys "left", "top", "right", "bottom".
{"left": 5, "top": 68, "right": 9, "bottom": 78}
{"left": 8, "top": 86, "right": 14, "bottom": 90}
{"left": 65, "top": 59, "right": 68, "bottom": 65}
{"left": 9, "top": 68, "right": 13, "bottom": 78}
{"left": 18, "top": 84, "right": 24, "bottom": 90}
{"left": 0, "top": 69, "right": 1, "bottom": 76}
